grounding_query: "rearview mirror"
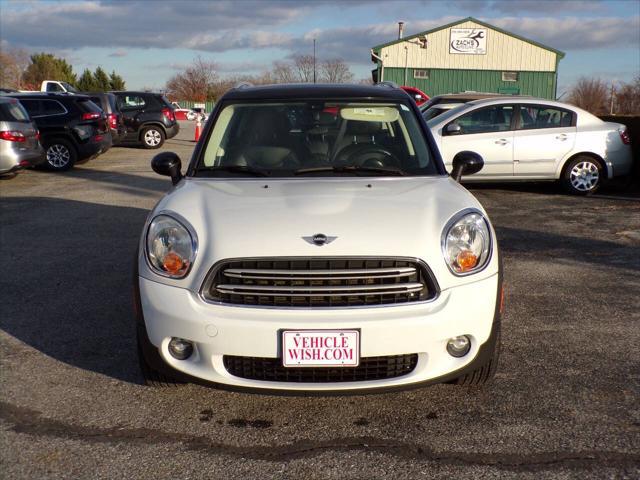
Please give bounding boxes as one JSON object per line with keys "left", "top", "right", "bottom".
{"left": 446, "top": 123, "right": 462, "bottom": 135}
{"left": 451, "top": 151, "right": 484, "bottom": 182}
{"left": 151, "top": 152, "right": 182, "bottom": 185}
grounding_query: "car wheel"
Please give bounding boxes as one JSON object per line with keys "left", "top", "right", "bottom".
{"left": 137, "top": 325, "right": 184, "bottom": 387}
{"left": 562, "top": 156, "right": 603, "bottom": 195}
{"left": 452, "top": 327, "right": 501, "bottom": 386}
{"left": 141, "top": 126, "right": 165, "bottom": 149}
{"left": 45, "top": 139, "right": 77, "bottom": 171}
{"left": 186, "top": 112, "right": 196, "bottom": 121}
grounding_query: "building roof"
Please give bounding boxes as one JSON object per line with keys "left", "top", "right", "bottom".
{"left": 222, "top": 83, "right": 411, "bottom": 101}
{"left": 372, "top": 17, "right": 565, "bottom": 59}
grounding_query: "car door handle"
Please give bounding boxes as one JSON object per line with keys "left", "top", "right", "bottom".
{"left": 495, "top": 139, "right": 509, "bottom": 145}
{"left": 556, "top": 134, "right": 568, "bottom": 140}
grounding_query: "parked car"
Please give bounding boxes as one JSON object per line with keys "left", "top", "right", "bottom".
{"left": 186, "top": 107, "right": 208, "bottom": 122}
{"left": 0, "top": 97, "right": 45, "bottom": 174}
{"left": 428, "top": 97, "right": 633, "bottom": 195}
{"left": 420, "top": 92, "right": 514, "bottom": 113}
{"left": 111, "top": 91, "right": 179, "bottom": 149}
{"left": 135, "top": 83, "right": 503, "bottom": 392}
{"left": 401, "top": 86, "right": 429, "bottom": 106}
{"left": 171, "top": 101, "right": 194, "bottom": 121}
{"left": 6, "top": 93, "right": 112, "bottom": 171}
{"left": 86, "top": 92, "right": 126, "bottom": 144}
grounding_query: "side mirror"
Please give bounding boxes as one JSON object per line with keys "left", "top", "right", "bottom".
{"left": 451, "top": 151, "right": 484, "bottom": 182}
{"left": 151, "top": 152, "right": 182, "bottom": 185}
{"left": 445, "top": 123, "right": 462, "bottom": 135}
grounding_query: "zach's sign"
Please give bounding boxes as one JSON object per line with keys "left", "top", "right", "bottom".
{"left": 450, "top": 28, "right": 487, "bottom": 55}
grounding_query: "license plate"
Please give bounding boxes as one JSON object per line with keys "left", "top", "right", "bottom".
{"left": 282, "top": 330, "right": 360, "bottom": 367}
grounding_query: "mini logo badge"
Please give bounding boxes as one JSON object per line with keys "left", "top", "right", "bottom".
{"left": 302, "top": 233, "right": 337, "bottom": 246}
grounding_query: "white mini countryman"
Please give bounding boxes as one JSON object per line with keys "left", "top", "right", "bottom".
{"left": 135, "top": 83, "right": 503, "bottom": 392}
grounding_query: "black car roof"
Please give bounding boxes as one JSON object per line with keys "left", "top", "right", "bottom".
{"left": 222, "top": 83, "right": 411, "bottom": 101}
{"left": 7, "top": 92, "right": 91, "bottom": 101}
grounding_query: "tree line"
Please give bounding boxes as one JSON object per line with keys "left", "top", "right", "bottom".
{"left": 0, "top": 49, "right": 126, "bottom": 91}
{"left": 165, "top": 55, "right": 364, "bottom": 102}
{"left": 567, "top": 76, "right": 640, "bottom": 116}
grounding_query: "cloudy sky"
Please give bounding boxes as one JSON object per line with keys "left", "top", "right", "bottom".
{"left": 1, "top": 0, "right": 638, "bottom": 95}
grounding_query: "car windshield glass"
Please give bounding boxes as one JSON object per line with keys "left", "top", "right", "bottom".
{"left": 77, "top": 99, "right": 103, "bottom": 113}
{"left": 197, "top": 100, "right": 435, "bottom": 177}
{"left": 62, "top": 82, "right": 78, "bottom": 93}
{"left": 422, "top": 106, "right": 450, "bottom": 121}
{"left": 426, "top": 103, "right": 470, "bottom": 127}
{"left": 0, "top": 100, "right": 30, "bottom": 122}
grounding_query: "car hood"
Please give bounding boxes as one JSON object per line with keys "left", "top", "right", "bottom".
{"left": 139, "top": 176, "right": 496, "bottom": 291}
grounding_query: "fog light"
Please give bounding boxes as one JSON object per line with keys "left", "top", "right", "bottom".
{"left": 168, "top": 338, "right": 194, "bottom": 360}
{"left": 447, "top": 335, "right": 471, "bottom": 357}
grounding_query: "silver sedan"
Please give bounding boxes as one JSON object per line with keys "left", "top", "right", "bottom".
{"left": 428, "top": 97, "right": 633, "bottom": 195}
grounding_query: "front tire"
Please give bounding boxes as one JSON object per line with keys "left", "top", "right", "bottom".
{"left": 44, "top": 138, "right": 77, "bottom": 171}
{"left": 562, "top": 156, "right": 603, "bottom": 195}
{"left": 141, "top": 126, "right": 165, "bottom": 149}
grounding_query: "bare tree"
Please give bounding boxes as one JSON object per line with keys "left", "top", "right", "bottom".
{"left": 271, "top": 61, "right": 297, "bottom": 83}
{"left": 567, "top": 77, "right": 609, "bottom": 115}
{"left": 0, "top": 47, "right": 30, "bottom": 89}
{"left": 320, "top": 58, "right": 354, "bottom": 83}
{"left": 614, "top": 75, "right": 640, "bottom": 115}
{"left": 292, "top": 55, "right": 315, "bottom": 83}
{"left": 165, "top": 56, "right": 219, "bottom": 101}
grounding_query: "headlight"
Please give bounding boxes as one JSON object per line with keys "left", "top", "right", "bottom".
{"left": 442, "top": 210, "right": 491, "bottom": 275}
{"left": 146, "top": 214, "right": 197, "bottom": 278}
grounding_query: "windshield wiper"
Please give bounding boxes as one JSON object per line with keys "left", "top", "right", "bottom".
{"left": 294, "top": 165, "right": 406, "bottom": 176}
{"left": 199, "top": 165, "right": 269, "bottom": 177}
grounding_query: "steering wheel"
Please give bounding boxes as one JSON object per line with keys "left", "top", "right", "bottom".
{"left": 335, "top": 144, "right": 400, "bottom": 168}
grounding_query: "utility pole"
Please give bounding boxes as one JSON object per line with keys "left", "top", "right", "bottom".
{"left": 610, "top": 82, "right": 615, "bottom": 115}
{"left": 313, "top": 38, "right": 316, "bottom": 84}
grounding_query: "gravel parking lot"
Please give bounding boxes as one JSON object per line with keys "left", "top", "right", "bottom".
{"left": 1, "top": 121, "right": 639, "bottom": 479}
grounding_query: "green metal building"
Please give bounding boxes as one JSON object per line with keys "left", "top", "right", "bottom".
{"left": 371, "top": 17, "right": 564, "bottom": 99}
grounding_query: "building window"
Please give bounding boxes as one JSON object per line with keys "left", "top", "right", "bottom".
{"left": 414, "top": 70, "right": 430, "bottom": 79}
{"left": 502, "top": 71, "right": 519, "bottom": 82}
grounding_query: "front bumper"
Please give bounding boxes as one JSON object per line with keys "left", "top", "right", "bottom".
{"left": 138, "top": 272, "right": 500, "bottom": 392}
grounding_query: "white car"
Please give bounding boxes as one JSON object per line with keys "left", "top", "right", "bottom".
{"left": 135, "top": 83, "right": 502, "bottom": 393}
{"left": 428, "top": 98, "right": 633, "bottom": 195}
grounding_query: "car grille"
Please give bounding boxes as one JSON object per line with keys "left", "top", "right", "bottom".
{"left": 201, "top": 257, "right": 437, "bottom": 307}
{"left": 223, "top": 354, "right": 418, "bottom": 383}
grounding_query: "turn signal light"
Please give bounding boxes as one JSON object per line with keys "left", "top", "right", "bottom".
{"left": 456, "top": 250, "right": 478, "bottom": 272}
{"left": 162, "top": 252, "right": 186, "bottom": 274}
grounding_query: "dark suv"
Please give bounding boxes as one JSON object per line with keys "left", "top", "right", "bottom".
{"left": 8, "top": 93, "right": 112, "bottom": 171}
{"left": 86, "top": 92, "right": 126, "bottom": 144}
{"left": 111, "top": 91, "right": 179, "bottom": 149}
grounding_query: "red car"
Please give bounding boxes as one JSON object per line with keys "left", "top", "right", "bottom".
{"left": 401, "top": 86, "right": 429, "bottom": 106}
{"left": 171, "top": 102, "right": 194, "bottom": 120}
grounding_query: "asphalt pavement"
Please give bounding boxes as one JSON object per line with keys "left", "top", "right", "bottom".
{"left": 1, "top": 121, "right": 639, "bottom": 479}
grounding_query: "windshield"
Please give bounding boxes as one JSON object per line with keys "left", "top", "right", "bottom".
{"left": 196, "top": 100, "right": 436, "bottom": 177}
{"left": 426, "top": 103, "right": 470, "bottom": 127}
{"left": 422, "top": 106, "right": 451, "bottom": 121}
